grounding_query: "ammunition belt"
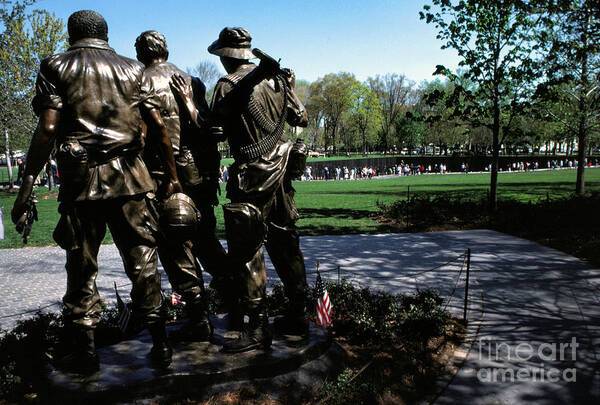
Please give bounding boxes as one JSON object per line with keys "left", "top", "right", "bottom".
{"left": 236, "top": 75, "right": 288, "bottom": 162}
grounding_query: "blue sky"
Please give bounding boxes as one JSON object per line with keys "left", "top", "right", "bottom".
{"left": 36, "top": 0, "right": 460, "bottom": 85}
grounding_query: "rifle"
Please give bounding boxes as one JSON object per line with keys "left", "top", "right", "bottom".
{"left": 16, "top": 192, "right": 38, "bottom": 244}
{"left": 253, "top": 48, "right": 292, "bottom": 79}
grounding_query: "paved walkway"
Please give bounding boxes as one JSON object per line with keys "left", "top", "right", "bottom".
{"left": 0, "top": 230, "right": 599, "bottom": 404}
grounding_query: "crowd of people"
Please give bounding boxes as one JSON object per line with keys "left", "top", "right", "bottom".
{"left": 285, "top": 158, "right": 600, "bottom": 182}
{"left": 296, "top": 162, "right": 450, "bottom": 181}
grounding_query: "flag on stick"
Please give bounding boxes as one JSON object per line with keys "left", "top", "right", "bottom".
{"left": 171, "top": 292, "right": 186, "bottom": 306}
{"left": 315, "top": 260, "right": 332, "bottom": 327}
{"left": 114, "top": 282, "right": 131, "bottom": 333}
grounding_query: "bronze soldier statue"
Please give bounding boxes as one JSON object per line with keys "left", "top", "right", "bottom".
{"left": 11, "top": 10, "right": 181, "bottom": 373}
{"left": 172, "top": 27, "right": 309, "bottom": 353}
{"left": 135, "top": 30, "right": 226, "bottom": 341}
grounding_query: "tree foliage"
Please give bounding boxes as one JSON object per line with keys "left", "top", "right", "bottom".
{"left": 537, "top": 0, "right": 600, "bottom": 194}
{"left": 367, "top": 73, "right": 415, "bottom": 152}
{"left": 347, "top": 82, "right": 383, "bottom": 153}
{"left": 305, "top": 73, "right": 358, "bottom": 154}
{"left": 420, "top": 0, "right": 548, "bottom": 210}
{"left": 0, "top": 0, "right": 66, "bottom": 153}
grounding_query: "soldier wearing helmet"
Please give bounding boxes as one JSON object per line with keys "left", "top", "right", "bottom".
{"left": 173, "top": 27, "right": 309, "bottom": 353}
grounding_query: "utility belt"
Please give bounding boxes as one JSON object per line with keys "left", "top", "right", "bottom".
{"left": 57, "top": 136, "right": 141, "bottom": 169}
{"left": 56, "top": 137, "right": 142, "bottom": 200}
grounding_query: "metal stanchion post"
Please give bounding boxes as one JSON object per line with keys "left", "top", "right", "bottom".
{"left": 406, "top": 185, "right": 410, "bottom": 227}
{"left": 463, "top": 248, "right": 471, "bottom": 322}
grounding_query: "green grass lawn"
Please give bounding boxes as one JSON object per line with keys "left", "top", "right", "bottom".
{"left": 0, "top": 166, "right": 19, "bottom": 183}
{"left": 1, "top": 167, "right": 599, "bottom": 248}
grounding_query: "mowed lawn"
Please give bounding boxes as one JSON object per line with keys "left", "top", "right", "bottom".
{"left": 1, "top": 167, "right": 599, "bottom": 248}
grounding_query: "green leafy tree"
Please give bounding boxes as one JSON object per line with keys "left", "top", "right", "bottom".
{"left": 308, "top": 73, "right": 357, "bottom": 155}
{"left": 0, "top": 0, "right": 66, "bottom": 186}
{"left": 305, "top": 79, "right": 326, "bottom": 150}
{"left": 348, "top": 82, "right": 383, "bottom": 154}
{"left": 418, "top": 79, "right": 468, "bottom": 155}
{"left": 368, "top": 73, "right": 414, "bottom": 152}
{"left": 537, "top": 0, "right": 600, "bottom": 194}
{"left": 395, "top": 111, "right": 426, "bottom": 153}
{"left": 421, "top": 0, "right": 547, "bottom": 210}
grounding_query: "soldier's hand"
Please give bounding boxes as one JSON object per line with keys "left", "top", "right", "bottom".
{"left": 286, "top": 69, "right": 296, "bottom": 89}
{"left": 160, "top": 179, "right": 183, "bottom": 199}
{"left": 12, "top": 175, "right": 34, "bottom": 225}
{"left": 170, "top": 74, "right": 193, "bottom": 102}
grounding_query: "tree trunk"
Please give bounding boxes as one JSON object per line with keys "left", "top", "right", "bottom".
{"left": 4, "top": 128, "right": 14, "bottom": 189}
{"left": 332, "top": 125, "right": 337, "bottom": 155}
{"left": 490, "top": 105, "right": 500, "bottom": 212}
{"left": 575, "top": 7, "right": 590, "bottom": 196}
{"left": 490, "top": 36, "right": 501, "bottom": 212}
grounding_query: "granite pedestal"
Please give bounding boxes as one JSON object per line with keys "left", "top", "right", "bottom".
{"left": 43, "top": 316, "right": 345, "bottom": 403}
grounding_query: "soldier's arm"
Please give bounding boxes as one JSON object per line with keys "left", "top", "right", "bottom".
{"left": 145, "top": 108, "right": 183, "bottom": 197}
{"left": 171, "top": 74, "right": 205, "bottom": 130}
{"left": 12, "top": 109, "right": 59, "bottom": 224}
{"left": 172, "top": 73, "right": 228, "bottom": 142}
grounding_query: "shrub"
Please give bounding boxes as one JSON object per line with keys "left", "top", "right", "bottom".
{"left": 317, "top": 367, "right": 374, "bottom": 405}
{"left": 304, "top": 279, "right": 450, "bottom": 345}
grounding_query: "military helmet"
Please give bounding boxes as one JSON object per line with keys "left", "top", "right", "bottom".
{"left": 222, "top": 202, "right": 266, "bottom": 261}
{"left": 160, "top": 193, "right": 200, "bottom": 239}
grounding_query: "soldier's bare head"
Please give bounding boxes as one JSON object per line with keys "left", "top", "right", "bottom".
{"left": 68, "top": 10, "right": 108, "bottom": 45}
{"left": 135, "top": 30, "right": 169, "bottom": 66}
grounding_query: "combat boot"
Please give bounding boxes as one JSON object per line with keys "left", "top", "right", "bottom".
{"left": 55, "top": 327, "right": 99, "bottom": 375}
{"left": 221, "top": 307, "right": 272, "bottom": 353}
{"left": 169, "top": 302, "right": 213, "bottom": 342}
{"left": 274, "top": 296, "right": 309, "bottom": 336}
{"left": 226, "top": 305, "right": 244, "bottom": 332}
{"left": 148, "top": 321, "right": 172, "bottom": 368}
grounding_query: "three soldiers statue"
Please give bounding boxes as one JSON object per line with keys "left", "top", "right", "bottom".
{"left": 11, "top": 10, "right": 309, "bottom": 374}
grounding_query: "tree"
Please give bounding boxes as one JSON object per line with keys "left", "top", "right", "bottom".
{"left": 368, "top": 73, "right": 415, "bottom": 152}
{"left": 186, "top": 59, "right": 223, "bottom": 99}
{"left": 395, "top": 111, "right": 426, "bottom": 153}
{"left": 418, "top": 79, "right": 468, "bottom": 154}
{"left": 421, "top": 0, "right": 547, "bottom": 210}
{"left": 304, "top": 80, "right": 326, "bottom": 150}
{"left": 538, "top": 0, "right": 600, "bottom": 195}
{"left": 0, "top": 0, "right": 66, "bottom": 187}
{"left": 308, "top": 73, "right": 357, "bottom": 155}
{"left": 347, "top": 82, "right": 383, "bottom": 154}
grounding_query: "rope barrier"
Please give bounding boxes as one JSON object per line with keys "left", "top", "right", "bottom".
{"left": 308, "top": 250, "right": 471, "bottom": 318}
{"left": 307, "top": 251, "right": 466, "bottom": 281}
{"left": 442, "top": 254, "right": 467, "bottom": 311}
{"left": 0, "top": 300, "right": 62, "bottom": 320}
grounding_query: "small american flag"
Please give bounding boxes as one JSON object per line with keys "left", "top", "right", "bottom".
{"left": 315, "top": 261, "right": 332, "bottom": 327}
{"left": 171, "top": 292, "right": 186, "bottom": 306}
{"left": 114, "top": 282, "right": 132, "bottom": 333}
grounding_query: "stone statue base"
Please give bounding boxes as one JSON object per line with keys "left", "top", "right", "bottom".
{"left": 43, "top": 315, "right": 346, "bottom": 403}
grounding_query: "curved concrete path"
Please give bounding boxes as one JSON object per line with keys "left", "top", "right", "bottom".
{"left": 0, "top": 230, "right": 599, "bottom": 404}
